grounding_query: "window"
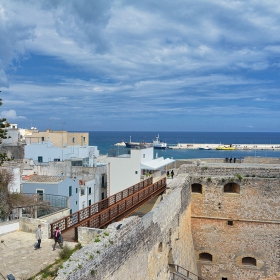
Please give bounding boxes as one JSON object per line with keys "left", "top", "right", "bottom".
{"left": 88, "top": 199, "right": 91, "bottom": 205}
{"left": 135, "top": 171, "right": 138, "bottom": 174}
{"left": 228, "top": 221, "right": 233, "bottom": 226}
{"left": 71, "top": 160, "right": 82, "bottom": 166}
{"left": 42, "top": 137, "right": 44, "bottom": 141}
{"left": 101, "top": 192, "right": 105, "bottom": 200}
{"left": 191, "top": 183, "right": 202, "bottom": 193}
{"left": 76, "top": 201, "right": 77, "bottom": 205}
{"left": 224, "top": 183, "right": 240, "bottom": 194}
{"left": 36, "top": 190, "right": 44, "bottom": 201}
{"left": 76, "top": 188, "right": 78, "bottom": 193}
{"left": 72, "top": 137, "right": 75, "bottom": 143}
{"left": 89, "top": 187, "right": 92, "bottom": 194}
{"left": 70, "top": 209, "right": 72, "bottom": 214}
{"left": 38, "top": 156, "right": 43, "bottom": 163}
{"left": 143, "top": 154, "right": 145, "bottom": 158}
{"left": 199, "top": 253, "right": 213, "bottom": 262}
{"left": 83, "top": 136, "right": 86, "bottom": 142}
{"left": 242, "top": 257, "right": 256, "bottom": 266}
{"left": 81, "top": 188, "right": 85, "bottom": 196}
{"left": 69, "top": 186, "right": 72, "bottom": 196}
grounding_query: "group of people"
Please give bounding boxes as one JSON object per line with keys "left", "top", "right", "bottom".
{"left": 167, "top": 170, "right": 174, "bottom": 179}
{"left": 35, "top": 224, "right": 63, "bottom": 251}
{"left": 225, "top": 157, "right": 243, "bottom": 163}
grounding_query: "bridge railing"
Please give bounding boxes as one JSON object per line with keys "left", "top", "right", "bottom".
{"left": 50, "top": 177, "right": 153, "bottom": 236}
{"left": 77, "top": 177, "right": 166, "bottom": 230}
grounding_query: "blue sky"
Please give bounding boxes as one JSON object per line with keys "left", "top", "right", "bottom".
{"left": 0, "top": 0, "right": 280, "bottom": 132}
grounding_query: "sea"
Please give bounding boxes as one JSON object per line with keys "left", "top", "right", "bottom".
{"left": 87, "top": 131, "right": 280, "bottom": 160}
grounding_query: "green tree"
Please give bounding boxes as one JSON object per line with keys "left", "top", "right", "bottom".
{"left": 0, "top": 92, "right": 13, "bottom": 219}
{"left": 0, "top": 90, "right": 10, "bottom": 144}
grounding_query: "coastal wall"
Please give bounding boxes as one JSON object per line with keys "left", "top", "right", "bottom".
{"left": 175, "top": 157, "right": 280, "bottom": 168}
{"left": 190, "top": 177, "right": 280, "bottom": 220}
{"left": 192, "top": 219, "right": 279, "bottom": 280}
{"left": 177, "top": 164, "right": 280, "bottom": 179}
{"left": 56, "top": 175, "right": 198, "bottom": 280}
{"left": 55, "top": 161, "right": 280, "bottom": 280}
{"left": 188, "top": 173, "right": 280, "bottom": 279}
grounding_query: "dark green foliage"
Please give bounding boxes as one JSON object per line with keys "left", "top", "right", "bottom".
{"left": 59, "top": 245, "right": 73, "bottom": 260}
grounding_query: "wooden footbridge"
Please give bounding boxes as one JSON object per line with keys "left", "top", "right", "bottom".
{"left": 50, "top": 177, "right": 166, "bottom": 241}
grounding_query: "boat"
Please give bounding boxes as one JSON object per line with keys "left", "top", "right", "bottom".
{"left": 153, "top": 134, "right": 167, "bottom": 149}
{"left": 125, "top": 136, "right": 152, "bottom": 148}
{"left": 199, "top": 146, "right": 212, "bottom": 150}
{"left": 114, "top": 140, "right": 126, "bottom": 147}
{"left": 216, "top": 145, "right": 235, "bottom": 150}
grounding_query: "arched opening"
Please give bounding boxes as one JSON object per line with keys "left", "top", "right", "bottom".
{"left": 224, "top": 183, "right": 240, "bottom": 194}
{"left": 191, "top": 183, "right": 202, "bottom": 194}
{"left": 242, "top": 257, "right": 257, "bottom": 266}
{"left": 158, "top": 242, "right": 163, "bottom": 253}
{"left": 199, "top": 252, "right": 212, "bottom": 262}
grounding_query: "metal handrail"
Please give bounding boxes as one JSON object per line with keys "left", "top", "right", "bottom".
{"left": 170, "top": 271, "right": 189, "bottom": 280}
{"left": 169, "top": 264, "right": 205, "bottom": 280}
{"left": 50, "top": 177, "right": 154, "bottom": 236}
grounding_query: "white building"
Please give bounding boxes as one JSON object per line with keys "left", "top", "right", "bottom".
{"left": 24, "top": 141, "right": 99, "bottom": 166}
{"left": 22, "top": 140, "right": 107, "bottom": 212}
{"left": 0, "top": 123, "right": 21, "bottom": 146}
{"left": 106, "top": 147, "right": 175, "bottom": 196}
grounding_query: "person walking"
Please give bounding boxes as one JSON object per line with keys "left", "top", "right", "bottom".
{"left": 53, "top": 227, "right": 63, "bottom": 251}
{"left": 171, "top": 170, "right": 174, "bottom": 179}
{"left": 234, "top": 157, "right": 236, "bottom": 163}
{"left": 35, "top": 224, "right": 42, "bottom": 249}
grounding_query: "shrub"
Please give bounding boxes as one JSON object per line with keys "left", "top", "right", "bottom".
{"left": 59, "top": 245, "right": 73, "bottom": 260}
{"left": 75, "top": 242, "right": 82, "bottom": 250}
{"left": 91, "top": 270, "right": 95, "bottom": 275}
{"left": 207, "top": 177, "right": 211, "bottom": 182}
{"left": 236, "top": 174, "right": 242, "bottom": 181}
{"left": 94, "top": 237, "right": 100, "bottom": 243}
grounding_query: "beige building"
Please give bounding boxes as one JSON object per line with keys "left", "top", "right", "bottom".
{"left": 25, "top": 129, "right": 89, "bottom": 148}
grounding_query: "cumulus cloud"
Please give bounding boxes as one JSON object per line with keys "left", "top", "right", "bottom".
{"left": 0, "top": 110, "right": 26, "bottom": 120}
{"left": 1, "top": 0, "right": 280, "bottom": 131}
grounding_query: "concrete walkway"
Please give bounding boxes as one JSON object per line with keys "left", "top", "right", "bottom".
{"left": 0, "top": 231, "right": 76, "bottom": 279}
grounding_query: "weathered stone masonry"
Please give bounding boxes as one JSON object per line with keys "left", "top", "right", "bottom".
{"left": 56, "top": 160, "right": 280, "bottom": 280}
{"left": 183, "top": 163, "right": 280, "bottom": 280}
{"left": 56, "top": 175, "right": 197, "bottom": 280}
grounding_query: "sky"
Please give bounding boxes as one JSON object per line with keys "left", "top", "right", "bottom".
{"left": 0, "top": 0, "right": 280, "bottom": 132}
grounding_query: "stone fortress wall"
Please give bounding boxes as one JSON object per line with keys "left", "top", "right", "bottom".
{"left": 56, "top": 176, "right": 197, "bottom": 280}
{"left": 182, "top": 162, "right": 280, "bottom": 280}
{"left": 56, "top": 158, "right": 280, "bottom": 280}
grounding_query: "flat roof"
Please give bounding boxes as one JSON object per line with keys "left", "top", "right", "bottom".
{"left": 140, "top": 157, "right": 175, "bottom": 170}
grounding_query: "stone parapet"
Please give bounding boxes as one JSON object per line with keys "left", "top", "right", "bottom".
{"left": 56, "top": 177, "right": 197, "bottom": 280}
